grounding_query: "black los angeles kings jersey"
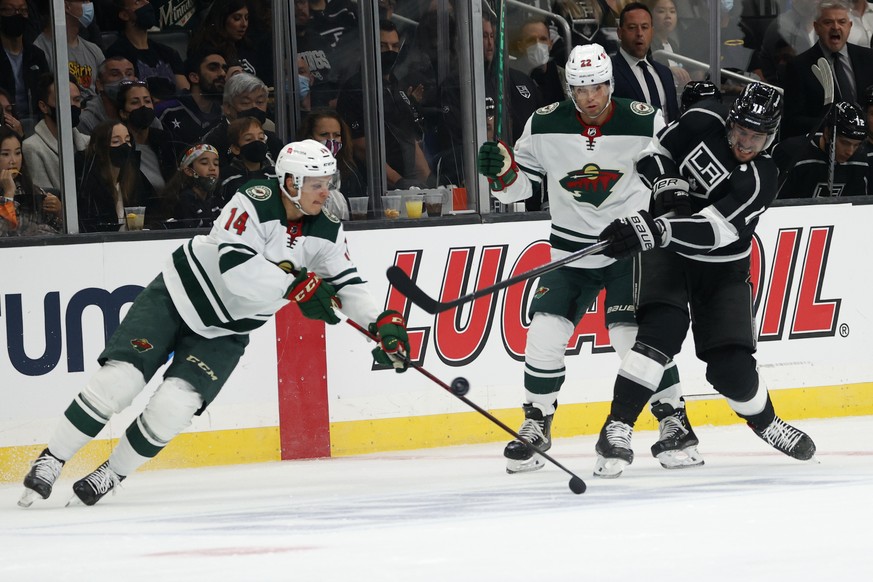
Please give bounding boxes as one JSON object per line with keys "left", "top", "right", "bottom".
{"left": 772, "top": 134, "right": 868, "bottom": 198}
{"left": 636, "top": 103, "right": 779, "bottom": 263}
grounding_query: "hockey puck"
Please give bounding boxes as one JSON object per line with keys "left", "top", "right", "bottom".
{"left": 568, "top": 476, "right": 587, "bottom": 494}
{"left": 450, "top": 377, "right": 470, "bottom": 396}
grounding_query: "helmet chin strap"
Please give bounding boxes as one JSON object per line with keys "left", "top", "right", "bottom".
{"left": 281, "top": 175, "right": 312, "bottom": 215}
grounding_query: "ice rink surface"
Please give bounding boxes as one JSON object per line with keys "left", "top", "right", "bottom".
{"left": 1, "top": 416, "right": 871, "bottom": 581}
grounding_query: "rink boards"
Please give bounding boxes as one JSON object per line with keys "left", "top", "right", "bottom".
{"left": 1, "top": 203, "right": 872, "bottom": 481}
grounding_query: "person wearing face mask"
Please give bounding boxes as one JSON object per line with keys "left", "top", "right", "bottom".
{"left": 33, "top": 0, "right": 104, "bottom": 99}
{"left": 0, "top": 0, "right": 51, "bottom": 128}
{"left": 76, "top": 119, "right": 156, "bottom": 232}
{"left": 78, "top": 56, "right": 157, "bottom": 136}
{"left": 105, "top": 0, "right": 189, "bottom": 99}
{"left": 159, "top": 143, "right": 223, "bottom": 228}
{"left": 158, "top": 50, "right": 228, "bottom": 149}
{"left": 117, "top": 79, "right": 179, "bottom": 193}
{"left": 217, "top": 116, "right": 271, "bottom": 204}
{"left": 509, "top": 18, "right": 566, "bottom": 106}
{"left": 202, "top": 71, "right": 281, "bottom": 168}
{"left": 23, "top": 74, "right": 90, "bottom": 192}
{"left": 298, "top": 107, "right": 364, "bottom": 204}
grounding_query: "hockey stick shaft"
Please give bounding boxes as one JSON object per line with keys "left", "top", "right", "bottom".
{"left": 387, "top": 240, "right": 610, "bottom": 314}
{"left": 495, "top": 0, "right": 506, "bottom": 138}
{"left": 345, "top": 318, "right": 586, "bottom": 487}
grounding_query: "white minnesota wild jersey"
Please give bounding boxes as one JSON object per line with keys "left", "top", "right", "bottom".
{"left": 162, "top": 178, "right": 380, "bottom": 338}
{"left": 494, "top": 98, "right": 664, "bottom": 268}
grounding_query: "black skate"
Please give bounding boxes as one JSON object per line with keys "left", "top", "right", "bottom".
{"left": 18, "top": 448, "right": 65, "bottom": 508}
{"left": 749, "top": 416, "right": 816, "bottom": 461}
{"left": 504, "top": 403, "right": 553, "bottom": 474}
{"left": 594, "top": 416, "right": 634, "bottom": 478}
{"left": 69, "top": 461, "right": 126, "bottom": 506}
{"left": 650, "top": 404, "right": 704, "bottom": 469}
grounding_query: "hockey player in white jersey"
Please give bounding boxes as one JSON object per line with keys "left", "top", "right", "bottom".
{"left": 477, "top": 43, "right": 702, "bottom": 476}
{"left": 19, "top": 140, "right": 408, "bottom": 507}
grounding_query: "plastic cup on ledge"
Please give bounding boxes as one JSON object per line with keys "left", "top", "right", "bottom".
{"left": 424, "top": 192, "right": 443, "bottom": 217}
{"left": 403, "top": 193, "right": 424, "bottom": 219}
{"left": 124, "top": 206, "right": 145, "bottom": 231}
{"left": 382, "top": 195, "right": 402, "bottom": 220}
{"left": 348, "top": 197, "right": 368, "bottom": 220}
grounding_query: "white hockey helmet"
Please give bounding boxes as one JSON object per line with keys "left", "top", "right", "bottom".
{"left": 565, "top": 43, "right": 613, "bottom": 99}
{"left": 274, "top": 139, "right": 338, "bottom": 209}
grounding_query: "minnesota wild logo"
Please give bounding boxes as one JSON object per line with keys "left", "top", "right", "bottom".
{"left": 560, "top": 164, "right": 623, "bottom": 207}
{"left": 534, "top": 286, "right": 549, "bottom": 299}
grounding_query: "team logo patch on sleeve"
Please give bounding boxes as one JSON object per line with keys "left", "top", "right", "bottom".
{"left": 322, "top": 207, "right": 340, "bottom": 223}
{"left": 130, "top": 338, "right": 154, "bottom": 352}
{"left": 536, "top": 102, "right": 560, "bottom": 115}
{"left": 630, "top": 101, "right": 655, "bottom": 115}
{"left": 245, "top": 185, "right": 272, "bottom": 200}
{"left": 534, "top": 286, "right": 550, "bottom": 299}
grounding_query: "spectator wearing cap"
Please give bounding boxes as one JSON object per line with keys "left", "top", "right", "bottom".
{"left": 158, "top": 50, "right": 228, "bottom": 150}
{"left": 774, "top": 101, "right": 868, "bottom": 198}
{"left": 159, "top": 143, "right": 223, "bottom": 228}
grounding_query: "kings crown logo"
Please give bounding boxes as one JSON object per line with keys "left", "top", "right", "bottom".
{"left": 559, "top": 164, "right": 623, "bottom": 207}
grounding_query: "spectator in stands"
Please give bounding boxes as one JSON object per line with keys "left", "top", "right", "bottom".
{"left": 0, "top": 86, "right": 24, "bottom": 137}
{"left": 378, "top": 0, "right": 395, "bottom": 21}
{"left": 783, "top": 0, "right": 873, "bottom": 137}
{"left": 117, "top": 79, "right": 178, "bottom": 192}
{"left": 509, "top": 18, "right": 566, "bottom": 106}
{"left": 105, "top": 0, "right": 189, "bottom": 100}
{"left": 774, "top": 101, "right": 868, "bottom": 198}
{"left": 297, "top": 54, "right": 313, "bottom": 113}
{"left": 157, "top": 50, "right": 227, "bottom": 149}
{"left": 483, "top": 16, "right": 542, "bottom": 144}
{"left": 159, "top": 143, "right": 222, "bottom": 228}
{"left": 217, "top": 116, "right": 270, "bottom": 203}
{"left": 202, "top": 71, "right": 281, "bottom": 167}
{"left": 298, "top": 107, "right": 363, "bottom": 214}
{"left": 77, "top": 119, "right": 156, "bottom": 231}
{"left": 23, "top": 74, "right": 89, "bottom": 191}
{"left": 33, "top": 0, "right": 104, "bottom": 99}
{"left": 0, "top": 125, "right": 63, "bottom": 236}
{"left": 337, "top": 19, "right": 431, "bottom": 190}
{"left": 549, "top": 0, "right": 623, "bottom": 59}
{"left": 0, "top": 0, "right": 50, "bottom": 127}
{"left": 189, "top": 0, "right": 273, "bottom": 86}
{"left": 863, "top": 84, "right": 873, "bottom": 194}
{"left": 295, "top": 0, "right": 342, "bottom": 108}
{"left": 756, "top": 0, "right": 816, "bottom": 87}
{"left": 848, "top": 0, "right": 873, "bottom": 47}
{"left": 309, "top": 0, "right": 357, "bottom": 47}
{"left": 612, "top": 2, "right": 680, "bottom": 122}
{"left": 78, "top": 56, "right": 146, "bottom": 135}
{"left": 646, "top": 0, "right": 692, "bottom": 88}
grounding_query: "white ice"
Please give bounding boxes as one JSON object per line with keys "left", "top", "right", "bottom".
{"left": 1, "top": 416, "right": 871, "bottom": 581}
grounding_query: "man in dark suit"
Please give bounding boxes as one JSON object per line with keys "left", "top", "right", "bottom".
{"left": 783, "top": 0, "right": 873, "bottom": 137}
{"left": 611, "top": 2, "right": 679, "bottom": 123}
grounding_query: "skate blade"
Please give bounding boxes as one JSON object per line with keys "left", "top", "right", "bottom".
{"left": 65, "top": 494, "right": 86, "bottom": 507}
{"left": 506, "top": 455, "right": 545, "bottom": 474}
{"left": 17, "top": 488, "right": 42, "bottom": 508}
{"left": 656, "top": 446, "right": 705, "bottom": 470}
{"left": 593, "top": 456, "right": 629, "bottom": 479}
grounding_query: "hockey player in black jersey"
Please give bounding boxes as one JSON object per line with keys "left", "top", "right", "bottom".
{"left": 594, "top": 82, "right": 817, "bottom": 478}
{"left": 773, "top": 101, "right": 868, "bottom": 198}
{"left": 864, "top": 85, "right": 873, "bottom": 196}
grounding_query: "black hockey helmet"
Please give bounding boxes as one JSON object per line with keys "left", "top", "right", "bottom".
{"left": 680, "top": 81, "right": 721, "bottom": 113}
{"left": 828, "top": 101, "right": 866, "bottom": 140}
{"left": 863, "top": 84, "right": 873, "bottom": 109}
{"left": 727, "top": 82, "right": 782, "bottom": 135}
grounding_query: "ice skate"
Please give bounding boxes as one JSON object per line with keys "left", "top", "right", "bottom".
{"left": 594, "top": 416, "right": 634, "bottom": 478}
{"left": 650, "top": 404, "right": 704, "bottom": 469}
{"left": 504, "top": 403, "right": 553, "bottom": 474}
{"left": 18, "top": 448, "right": 65, "bottom": 508}
{"left": 68, "top": 461, "right": 126, "bottom": 506}
{"left": 749, "top": 416, "right": 817, "bottom": 461}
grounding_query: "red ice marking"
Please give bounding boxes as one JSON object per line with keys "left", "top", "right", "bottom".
{"left": 145, "top": 546, "right": 318, "bottom": 558}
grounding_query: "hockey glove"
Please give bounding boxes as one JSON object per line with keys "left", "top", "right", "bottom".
{"left": 477, "top": 140, "right": 518, "bottom": 192}
{"left": 599, "top": 210, "right": 664, "bottom": 260}
{"left": 368, "top": 310, "right": 410, "bottom": 373}
{"left": 286, "top": 269, "right": 341, "bottom": 325}
{"left": 651, "top": 175, "right": 692, "bottom": 217}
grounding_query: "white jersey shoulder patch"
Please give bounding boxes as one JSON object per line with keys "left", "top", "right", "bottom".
{"left": 630, "top": 101, "right": 655, "bottom": 116}
{"left": 322, "top": 207, "right": 340, "bottom": 223}
{"left": 245, "top": 185, "right": 273, "bottom": 201}
{"left": 536, "top": 102, "right": 560, "bottom": 115}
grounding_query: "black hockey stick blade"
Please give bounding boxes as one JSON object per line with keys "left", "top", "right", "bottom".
{"left": 387, "top": 240, "right": 610, "bottom": 314}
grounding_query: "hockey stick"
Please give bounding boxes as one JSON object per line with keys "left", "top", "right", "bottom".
{"left": 776, "top": 57, "right": 835, "bottom": 198}
{"left": 494, "top": 0, "right": 506, "bottom": 138}
{"left": 811, "top": 56, "right": 836, "bottom": 195}
{"left": 387, "top": 240, "right": 609, "bottom": 314}
{"left": 345, "top": 318, "right": 587, "bottom": 494}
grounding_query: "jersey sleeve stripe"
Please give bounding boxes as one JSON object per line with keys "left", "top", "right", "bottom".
{"left": 175, "top": 241, "right": 235, "bottom": 323}
{"left": 518, "top": 162, "right": 545, "bottom": 181}
{"left": 218, "top": 249, "right": 255, "bottom": 273}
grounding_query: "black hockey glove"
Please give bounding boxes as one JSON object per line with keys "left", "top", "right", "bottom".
{"left": 599, "top": 210, "right": 664, "bottom": 260}
{"left": 477, "top": 140, "right": 519, "bottom": 192}
{"left": 369, "top": 310, "right": 410, "bottom": 373}
{"left": 651, "top": 175, "right": 692, "bottom": 217}
{"left": 286, "top": 269, "right": 342, "bottom": 325}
